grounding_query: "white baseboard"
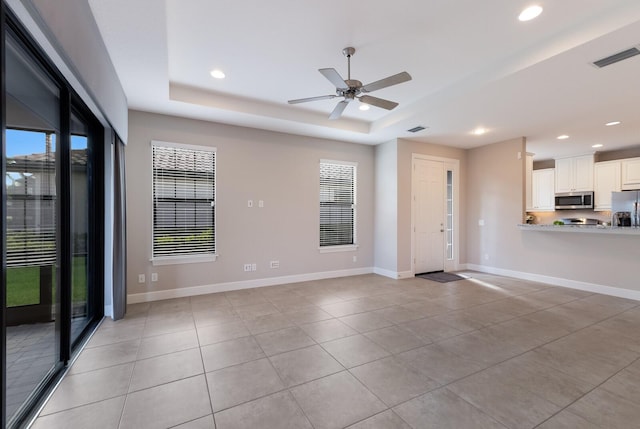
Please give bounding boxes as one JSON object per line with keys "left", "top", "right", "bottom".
{"left": 128, "top": 267, "right": 375, "bottom": 304}
{"left": 464, "top": 263, "right": 640, "bottom": 302}
{"left": 397, "top": 270, "right": 414, "bottom": 279}
{"left": 373, "top": 267, "right": 397, "bottom": 279}
{"left": 103, "top": 304, "right": 113, "bottom": 318}
{"left": 372, "top": 267, "right": 414, "bottom": 279}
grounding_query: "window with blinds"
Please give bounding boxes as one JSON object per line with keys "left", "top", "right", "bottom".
{"left": 152, "top": 142, "right": 216, "bottom": 258}
{"left": 319, "top": 161, "right": 356, "bottom": 247}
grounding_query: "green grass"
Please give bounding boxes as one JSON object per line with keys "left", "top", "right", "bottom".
{"left": 6, "top": 257, "right": 87, "bottom": 307}
{"left": 6, "top": 266, "right": 41, "bottom": 307}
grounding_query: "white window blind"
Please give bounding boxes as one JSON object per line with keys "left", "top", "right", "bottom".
{"left": 152, "top": 143, "right": 215, "bottom": 258}
{"left": 320, "top": 161, "right": 356, "bottom": 247}
{"left": 6, "top": 147, "right": 57, "bottom": 267}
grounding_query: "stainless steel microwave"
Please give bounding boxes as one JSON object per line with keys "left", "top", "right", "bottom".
{"left": 555, "top": 191, "right": 594, "bottom": 210}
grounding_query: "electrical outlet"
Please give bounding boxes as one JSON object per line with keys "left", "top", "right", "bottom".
{"left": 258, "top": 200, "right": 264, "bottom": 208}
{"left": 151, "top": 273, "right": 158, "bottom": 282}
{"left": 243, "top": 264, "right": 252, "bottom": 272}
{"left": 352, "top": 255, "right": 357, "bottom": 263}
{"left": 484, "top": 253, "right": 490, "bottom": 260}
{"left": 138, "top": 274, "right": 145, "bottom": 284}
{"left": 270, "top": 260, "right": 279, "bottom": 269}
{"left": 251, "top": 263, "right": 257, "bottom": 271}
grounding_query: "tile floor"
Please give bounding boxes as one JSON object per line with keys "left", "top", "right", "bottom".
{"left": 7, "top": 309, "right": 94, "bottom": 422}
{"left": 31, "top": 272, "right": 640, "bottom": 429}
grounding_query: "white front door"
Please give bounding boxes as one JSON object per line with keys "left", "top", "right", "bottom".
{"left": 414, "top": 159, "right": 445, "bottom": 273}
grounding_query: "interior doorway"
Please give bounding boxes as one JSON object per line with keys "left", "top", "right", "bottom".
{"left": 412, "top": 155, "right": 459, "bottom": 274}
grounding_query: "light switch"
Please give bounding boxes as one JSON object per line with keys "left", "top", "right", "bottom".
{"left": 478, "top": 219, "right": 485, "bottom": 226}
{"left": 247, "top": 200, "right": 253, "bottom": 208}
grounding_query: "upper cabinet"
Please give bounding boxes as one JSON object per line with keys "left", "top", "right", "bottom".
{"left": 621, "top": 158, "right": 640, "bottom": 190}
{"left": 594, "top": 160, "right": 621, "bottom": 211}
{"left": 531, "top": 168, "right": 555, "bottom": 211}
{"left": 555, "top": 154, "right": 594, "bottom": 193}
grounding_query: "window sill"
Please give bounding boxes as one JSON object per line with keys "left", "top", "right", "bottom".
{"left": 318, "top": 245, "right": 358, "bottom": 253}
{"left": 151, "top": 254, "right": 217, "bottom": 266}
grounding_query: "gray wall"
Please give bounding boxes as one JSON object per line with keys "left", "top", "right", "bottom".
{"left": 127, "top": 111, "right": 375, "bottom": 296}
{"left": 373, "top": 140, "right": 398, "bottom": 273}
{"left": 8, "top": 0, "right": 127, "bottom": 139}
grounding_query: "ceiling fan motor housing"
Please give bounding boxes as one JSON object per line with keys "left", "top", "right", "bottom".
{"left": 338, "top": 79, "right": 362, "bottom": 101}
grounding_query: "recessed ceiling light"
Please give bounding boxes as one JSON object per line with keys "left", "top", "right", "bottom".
{"left": 472, "top": 127, "right": 487, "bottom": 136}
{"left": 210, "top": 69, "right": 225, "bottom": 79}
{"left": 557, "top": 135, "right": 570, "bottom": 140}
{"left": 359, "top": 104, "right": 370, "bottom": 111}
{"left": 592, "top": 144, "right": 604, "bottom": 148}
{"left": 519, "top": 5, "right": 543, "bottom": 21}
{"left": 605, "top": 121, "right": 621, "bottom": 126}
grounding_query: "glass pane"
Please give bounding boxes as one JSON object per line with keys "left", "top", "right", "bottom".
{"left": 70, "top": 111, "right": 92, "bottom": 343}
{"left": 319, "top": 163, "right": 355, "bottom": 246}
{"left": 446, "top": 170, "right": 453, "bottom": 260}
{"left": 152, "top": 145, "right": 216, "bottom": 257}
{"left": 5, "top": 32, "right": 60, "bottom": 422}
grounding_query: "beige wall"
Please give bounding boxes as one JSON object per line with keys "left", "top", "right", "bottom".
{"left": 466, "top": 137, "right": 526, "bottom": 267}
{"left": 397, "top": 139, "right": 468, "bottom": 272}
{"left": 127, "top": 111, "right": 375, "bottom": 296}
{"left": 467, "top": 137, "right": 640, "bottom": 296}
{"left": 128, "top": 110, "right": 640, "bottom": 299}
{"left": 535, "top": 146, "right": 640, "bottom": 165}
{"left": 597, "top": 146, "right": 640, "bottom": 162}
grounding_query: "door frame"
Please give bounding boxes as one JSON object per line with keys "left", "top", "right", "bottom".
{"left": 2, "top": 10, "right": 104, "bottom": 428}
{"left": 411, "top": 154, "right": 460, "bottom": 275}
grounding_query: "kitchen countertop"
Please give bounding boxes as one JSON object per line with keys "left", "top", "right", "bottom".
{"left": 518, "top": 224, "right": 640, "bottom": 235}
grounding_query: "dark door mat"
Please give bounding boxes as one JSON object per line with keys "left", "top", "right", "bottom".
{"left": 416, "top": 272, "right": 470, "bottom": 283}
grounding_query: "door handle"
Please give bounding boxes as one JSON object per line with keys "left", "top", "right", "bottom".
{"left": 440, "top": 229, "right": 444, "bottom": 232}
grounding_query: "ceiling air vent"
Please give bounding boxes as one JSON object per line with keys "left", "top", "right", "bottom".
{"left": 592, "top": 47, "right": 640, "bottom": 68}
{"left": 407, "top": 126, "right": 426, "bottom": 133}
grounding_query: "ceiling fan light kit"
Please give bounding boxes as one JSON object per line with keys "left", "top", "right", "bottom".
{"left": 288, "top": 47, "right": 412, "bottom": 120}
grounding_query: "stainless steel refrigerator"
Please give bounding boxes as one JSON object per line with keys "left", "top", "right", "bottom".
{"left": 612, "top": 191, "right": 640, "bottom": 227}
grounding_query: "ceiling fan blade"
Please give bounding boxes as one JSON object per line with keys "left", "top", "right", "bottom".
{"left": 288, "top": 94, "right": 337, "bottom": 104}
{"left": 361, "top": 71, "right": 412, "bottom": 93}
{"left": 359, "top": 95, "right": 399, "bottom": 110}
{"left": 329, "top": 100, "right": 349, "bottom": 120}
{"left": 319, "top": 68, "right": 348, "bottom": 90}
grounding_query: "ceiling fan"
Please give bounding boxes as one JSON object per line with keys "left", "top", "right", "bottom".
{"left": 288, "top": 47, "right": 412, "bottom": 120}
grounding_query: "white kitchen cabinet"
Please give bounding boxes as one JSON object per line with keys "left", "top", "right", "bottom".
{"left": 594, "top": 160, "right": 621, "bottom": 211}
{"left": 531, "top": 168, "right": 555, "bottom": 211}
{"left": 555, "top": 154, "right": 594, "bottom": 193}
{"left": 526, "top": 154, "right": 533, "bottom": 211}
{"left": 621, "top": 157, "right": 640, "bottom": 190}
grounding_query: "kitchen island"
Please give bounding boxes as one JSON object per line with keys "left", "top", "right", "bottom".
{"left": 518, "top": 224, "right": 640, "bottom": 235}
